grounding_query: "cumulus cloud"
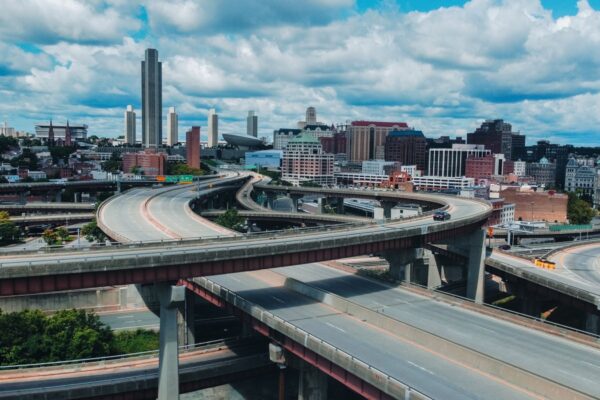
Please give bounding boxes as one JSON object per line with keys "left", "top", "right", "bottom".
{"left": 0, "top": 0, "right": 139, "bottom": 44}
{"left": 145, "top": 0, "right": 353, "bottom": 34}
{"left": 1, "top": 0, "right": 600, "bottom": 144}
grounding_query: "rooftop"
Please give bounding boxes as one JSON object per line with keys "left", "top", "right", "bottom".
{"left": 351, "top": 120, "right": 408, "bottom": 128}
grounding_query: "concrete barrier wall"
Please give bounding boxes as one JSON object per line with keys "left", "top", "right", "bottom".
{"left": 0, "top": 285, "right": 147, "bottom": 313}
{"left": 281, "top": 276, "right": 592, "bottom": 400}
{"left": 194, "top": 277, "right": 431, "bottom": 400}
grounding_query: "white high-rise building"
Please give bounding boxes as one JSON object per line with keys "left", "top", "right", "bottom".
{"left": 246, "top": 110, "right": 258, "bottom": 137}
{"left": 207, "top": 108, "right": 218, "bottom": 148}
{"left": 124, "top": 105, "right": 136, "bottom": 145}
{"left": 428, "top": 144, "right": 490, "bottom": 177}
{"left": 306, "top": 107, "right": 317, "bottom": 125}
{"left": 166, "top": 106, "right": 178, "bottom": 146}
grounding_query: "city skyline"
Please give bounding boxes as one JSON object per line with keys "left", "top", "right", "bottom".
{"left": 1, "top": 1, "right": 600, "bottom": 144}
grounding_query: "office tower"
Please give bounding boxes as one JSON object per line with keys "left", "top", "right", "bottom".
{"left": 428, "top": 144, "right": 490, "bottom": 177}
{"left": 306, "top": 107, "right": 317, "bottom": 125}
{"left": 511, "top": 133, "right": 526, "bottom": 160}
{"left": 247, "top": 110, "right": 258, "bottom": 137}
{"left": 167, "top": 107, "right": 178, "bottom": 146}
{"left": 347, "top": 121, "right": 409, "bottom": 162}
{"left": 141, "top": 48, "right": 162, "bottom": 147}
{"left": 186, "top": 126, "right": 200, "bottom": 169}
{"left": 124, "top": 105, "right": 136, "bottom": 145}
{"left": 282, "top": 135, "right": 334, "bottom": 186}
{"left": 384, "top": 129, "right": 427, "bottom": 172}
{"left": 207, "top": 108, "right": 218, "bottom": 148}
{"left": 467, "top": 119, "right": 513, "bottom": 160}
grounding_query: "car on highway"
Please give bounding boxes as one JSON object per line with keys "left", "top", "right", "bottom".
{"left": 433, "top": 211, "right": 451, "bottom": 221}
{"left": 498, "top": 244, "right": 511, "bottom": 250}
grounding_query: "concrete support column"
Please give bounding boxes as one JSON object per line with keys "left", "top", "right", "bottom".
{"left": 177, "top": 288, "right": 196, "bottom": 347}
{"left": 290, "top": 194, "right": 303, "bottom": 212}
{"left": 380, "top": 200, "right": 397, "bottom": 219}
{"left": 383, "top": 248, "right": 423, "bottom": 283}
{"left": 19, "top": 191, "right": 28, "bottom": 204}
{"left": 585, "top": 312, "right": 600, "bottom": 335}
{"left": 54, "top": 190, "right": 63, "bottom": 203}
{"left": 74, "top": 192, "right": 81, "bottom": 203}
{"left": 335, "top": 197, "right": 344, "bottom": 214}
{"left": 156, "top": 283, "right": 185, "bottom": 400}
{"left": 116, "top": 180, "right": 122, "bottom": 194}
{"left": 298, "top": 363, "right": 328, "bottom": 400}
{"left": 266, "top": 192, "right": 276, "bottom": 209}
{"left": 466, "top": 229, "right": 487, "bottom": 304}
{"left": 426, "top": 251, "right": 442, "bottom": 289}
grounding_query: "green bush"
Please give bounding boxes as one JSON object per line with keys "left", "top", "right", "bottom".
{"left": 0, "top": 309, "right": 160, "bottom": 366}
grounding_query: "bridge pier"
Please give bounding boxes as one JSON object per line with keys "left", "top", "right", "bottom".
{"left": 466, "top": 229, "right": 486, "bottom": 304}
{"left": 425, "top": 250, "right": 443, "bottom": 289}
{"left": 54, "top": 190, "right": 63, "bottom": 203}
{"left": 116, "top": 180, "right": 122, "bottom": 194}
{"left": 383, "top": 248, "right": 423, "bottom": 283}
{"left": 585, "top": 313, "right": 600, "bottom": 335}
{"left": 298, "top": 363, "right": 328, "bottom": 400}
{"left": 177, "top": 288, "right": 196, "bottom": 347}
{"left": 266, "top": 192, "right": 276, "bottom": 210}
{"left": 333, "top": 197, "right": 344, "bottom": 214}
{"left": 380, "top": 200, "right": 397, "bottom": 219}
{"left": 156, "top": 283, "right": 185, "bottom": 400}
{"left": 289, "top": 194, "right": 303, "bottom": 212}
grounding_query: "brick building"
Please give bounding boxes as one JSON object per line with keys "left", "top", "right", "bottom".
{"left": 500, "top": 187, "right": 567, "bottom": 222}
{"left": 122, "top": 149, "right": 166, "bottom": 176}
{"left": 347, "top": 121, "right": 408, "bottom": 162}
{"left": 384, "top": 129, "right": 427, "bottom": 172}
{"left": 186, "top": 126, "right": 200, "bottom": 169}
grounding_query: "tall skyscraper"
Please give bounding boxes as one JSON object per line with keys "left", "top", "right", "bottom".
{"left": 207, "top": 108, "right": 218, "bottom": 147}
{"left": 124, "top": 105, "right": 136, "bottom": 145}
{"left": 246, "top": 110, "right": 258, "bottom": 137}
{"left": 141, "top": 48, "right": 162, "bottom": 148}
{"left": 467, "top": 119, "right": 513, "bottom": 160}
{"left": 186, "top": 126, "right": 200, "bottom": 169}
{"left": 347, "top": 121, "right": 409, "bottom": 162}
{"left": 167, "top": 107, "right": 178, "bottom": 146}
{"left": 306, "top": 107, "right": 317, "bottom": 125}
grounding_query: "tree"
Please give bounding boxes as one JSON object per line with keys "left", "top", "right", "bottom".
{"left": 55, "top": 227, "right": 70, "bottom": 242}
{"left": 0, "top": 212, "right": 20, "bottom": 245}
{"left": 215, "top": 209, "right": 245, "bottom": 232}
{"left": 41, "top": 228, "right": 60, "bottom": 245}
{"left": 102, "top": 151, "right": 121, "bottom": 173}
{"left": 49, "top": 146, "right": 75, "bottom": 164}
{"left": 10, "top": 148, "right": 38, "bottom": 170}
{"left": 567, "top": 192, "right": 595, "bottom": 224}
{"left": 81, "top": 219, "right": 107, "bottom": 242}
{"left": 167, "top": 163, "right": 204, "bottom": 176}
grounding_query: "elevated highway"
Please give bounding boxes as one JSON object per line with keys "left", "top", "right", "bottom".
{"left": 0, "top": 202, "right": 95, "bottom": 215}
{"left": 9, "top": 213, "right": 94, "bottom": 227}
{"left": 0, "top": 184, "right": 491, "bottom": 296}
{"left": 0, "top": 338, "right": 271, "bottom": 400}
{"left": 186, "top": 263, "right": 600, "bottom": 400}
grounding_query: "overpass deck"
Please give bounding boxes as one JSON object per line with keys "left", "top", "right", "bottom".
{"left": 193, "top": 263, "right": 600, "bottom": 399}
{"left": 98, "top": 176, "right": 243, "bottom": 242}
{"left": 0, "top": 339, "right": 270, "bottom": 400}
{"left": 487, "top": 250, "right": 600, "bottom": 309}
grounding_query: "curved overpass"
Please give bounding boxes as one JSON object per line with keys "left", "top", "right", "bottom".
{"left": 0, "top": 181, "right": 491, "bottom": 295}
{"left": 97, "top": 175, "right": 245, "bottom": 242}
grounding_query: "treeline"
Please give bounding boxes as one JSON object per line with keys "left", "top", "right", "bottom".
{"left": 0, "top": 309, "right": 158, "bottom": 366}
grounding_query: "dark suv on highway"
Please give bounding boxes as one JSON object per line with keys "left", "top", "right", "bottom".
{"left": 433, "top": 211, "right": 451, "bottom": 221}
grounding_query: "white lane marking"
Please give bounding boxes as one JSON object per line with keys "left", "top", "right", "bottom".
{"left": 271, "top": 296, "right": 286, "bottom": 304}
{"left": 325, "top": 322, "right": 347, "bottom": 333}
{"left": 116, "top": 315, "right": 134, "bottom": 319}
{"left": 407, "top": 360, "right": 436, "bottom": 376}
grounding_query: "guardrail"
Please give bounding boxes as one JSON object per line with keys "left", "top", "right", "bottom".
{"left": 192, "top": 277, "right": 433, "bottom": 400}
{"left": 0, "top": 337, "right": 238, "bottom": 371}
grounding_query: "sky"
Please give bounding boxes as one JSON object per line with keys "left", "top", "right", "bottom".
{"left": 1, "top": 0, "right": 600, "bottom": 145}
